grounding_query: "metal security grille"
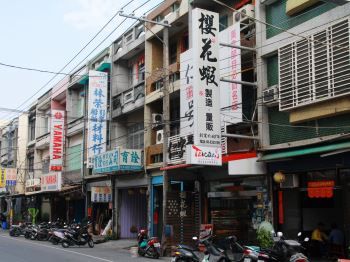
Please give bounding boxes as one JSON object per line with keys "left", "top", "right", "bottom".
{"left": 278, "top": 19, "right": 350, "bottom": 111}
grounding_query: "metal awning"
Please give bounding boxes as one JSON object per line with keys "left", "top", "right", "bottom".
{"left": 259, "top": 141, "right": 350, "bottom": 162}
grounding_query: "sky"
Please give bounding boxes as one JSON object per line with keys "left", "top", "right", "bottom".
{"left": 0, "top": 0, "right": 162, "bottom": 120}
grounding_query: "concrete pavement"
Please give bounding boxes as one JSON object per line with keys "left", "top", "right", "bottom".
{"left": 0, "top": 231, "right": 171, "bottom": 262}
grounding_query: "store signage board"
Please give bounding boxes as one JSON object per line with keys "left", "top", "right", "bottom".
{"left": 192, "top": 8, "right": 221, "bottom": 147}
{"left": 49, "top": 110, "right": 65, "bottom": 171}
{"left": 219, "top": 23, "right": 242, "bottom": 125}
{"left": 0, "top": 168, "right": 6, "bottom": 188}
{"left": 93, "top": 149, "right": 143, "bottom": 174}
{"left": 87, "top": 70, "right": 108, "bottom": 167}
{"left": 228, "top": 157, "right": 266, "bottom": 175}
{"left": 91, "top": 186, "right": 112, "bottom": 203}
{"left": 119, "top": 149, "right": 142, "bottom": 171}
{"left": 5, "top": 168, "right": 17, "bottom": 186}
{"left": 167, "top": 134, "right": 194, "bottom": 164}
{"left": 93, "top": 149, "right": 119, "bottom": 173}
{"left": 186, "top": 145, "right": 222, "bottom": 166}
{"left": 41, "top": 172, "right": 62, "bottom": 192}
{"left": 26, "top": 179, "right": 41, "bottom": 188}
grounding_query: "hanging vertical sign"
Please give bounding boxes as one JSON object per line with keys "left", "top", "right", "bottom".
{"left": 0, "top": 168, "right": 6, "bottom": 188}
{"left": 192, "top": 8, "right": 221, "bottom": 147}
{"left": 219, "top": 23, "right": 242, "bottom": 125}
{"left": 87, "top": 70, "right": 108, "bottom": 167}
{"left": 49, "top": 110, "right": 65, "bottom": 171}
{"left": 5, "top": 168, "right": 17, "bottom": 186}
{"left": 180, "top": 49, "right": 194, "bottom": 136}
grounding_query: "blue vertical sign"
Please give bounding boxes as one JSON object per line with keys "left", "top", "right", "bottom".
{"left": 87, "top": 70, "right": 108, "bottom": 167}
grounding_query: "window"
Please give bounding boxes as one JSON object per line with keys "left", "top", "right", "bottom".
{"left": 112, "top": 95, "right": 122, "bottom": 110}
{"left": 171, "top": 3, "right": 179, "bottom": 12}
{"left": 138, "top": 63, "right": 145, "bottom": 81}
{"left": 127, "top": 123, "right": 144, "bottom": 149}
{"left": 219, "top": 15, "right": 228, "bottom": 32}
{"left": 169, "top": 72, "right": 180, "bottom": 83}
{"left": 29, "top": 118, "right": 35, "bottom": 141}
{"left": 66, "top": 144, "right": 82, "bottom": 171}
{"left": 42, "top": 159, "right": 50, "bottom": 174}
{"left": 181, "top": 33, "right": 189, "bottom": 52}
{"left": 278, "top": 19, "right": 350, "bottom": 111}
{"left": 170, "top": 43, "right": 177, "bottom": 64}
{"left": 28, "top": 155, "right": 34, "bottom": 173}
{"left": 128, "top": 67, "right": 133, "bottom": 87}
{"left": 76, "top": 91, "right": 85, "bottom": 117}
{"left": 155, "top": 15, "right": 163, "bottom": 22}
{"left": 155, "top": 80, "right": 164, "bottom": 91}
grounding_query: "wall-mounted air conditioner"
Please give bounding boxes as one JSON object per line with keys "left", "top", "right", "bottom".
{"left": 152, "top": 114, "right": 163, "bottom": 129}
{"left": 123, "top": 90, "right": 134, "bottom": 104}
{"left": 263, "top": 85, "right": 278, "bottom": 106}
{"left": 234, "top": 4, "right": 255, "bottom": 25}
{"left": 280, "top": 174, "right": 299, "bottom": 189}
{"left": 156, "top": 130, "right": 164, "bottom": 144}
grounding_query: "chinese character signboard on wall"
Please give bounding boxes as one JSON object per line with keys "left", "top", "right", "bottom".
{"left": 119, "top": 149, "right": 142, "bottom": 170}
{"left": 87, "top": 70, "right": 108, "bottom": 167}
{"left": 180, "top": 49, "right": 194, "bottom": 137}
{"left": 93, "top": 148, "right": 143, "bottom": 174}
{"left": 5, "top": 168, "right": 17, "bottom": 186}
{"left": 41, "top": 172, "right": 62, "bottom": 192}
{"left": 0, "top": 168, "right": 6, "bottom": 188}
{"left": 91, "top": 187, "right": 112, "bottom": 202}
{"left": 49, "top": 110, "right": 65, "bottom": 171}
{"left": 192, "top": 8, "right": 221, "bottom": 147}
{"left": 219, "top": 23, "right": 242, "bottom": 125}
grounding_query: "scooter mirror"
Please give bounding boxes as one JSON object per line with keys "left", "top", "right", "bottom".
{"left": 277, "top": 232, "right": 283, "bottom": 238}
{"left": 297, "top": 232, "right": 302, "bottom": 237}
{"left": 192, "top": 236, "right": 198, "bottom": 240}
{"left": 304, "top": 237, "right": 309, "bottom": 242}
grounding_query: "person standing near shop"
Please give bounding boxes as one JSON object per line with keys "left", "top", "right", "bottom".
{"left": 329, "top": 223, "right": 345, "bottom": 258}
{"left": 311, "top": 222, "right": 328, "bottom": 257}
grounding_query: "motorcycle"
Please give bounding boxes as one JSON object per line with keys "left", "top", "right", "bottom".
{"left": 61, "top": 223, "right": 94, "bottom": 248}
{"left": 137, "top": 229, "right": 161, "bottom": 259}
{"left": 9, "top": 223, "right": 27, "bottom": 237}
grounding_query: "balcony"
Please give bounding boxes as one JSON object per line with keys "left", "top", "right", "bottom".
{"left": 36, "top": 133, "right": 50, "bottom": 149}
{"left": 145, "top": 144, "right": 163, "bottom": 167}
{"left": 67, "top": 117, "right": 84, "bottom": 137}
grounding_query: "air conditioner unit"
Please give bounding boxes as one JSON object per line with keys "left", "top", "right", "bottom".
{"left": 263, "top": 85, "right": 278, "bottom": 106}
{"left": 260, "top": 0, "right": 278, "bottom": 5}
{"left": 123, "top": 90, "right": 134, "bottom": 104}
{"left": 234, "top": 4, "right": 255, "bottom": 24}
{"left": 156, "top": 130, "right": 164, "bottom": 144}
{"left": 152, "top": 114, "right": 163, "bottom": 129}
{"left": 280, "top": 174, "right": 299, "bottom": 189}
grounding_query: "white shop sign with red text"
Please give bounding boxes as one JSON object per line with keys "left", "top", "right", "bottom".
{"left": 41, "top": 173, "right": 62, "bottom": 192}
{"left": 186, "top": 145, "right": 222, "bottom": 166}
{"left": 49, "top": 110, "right": 65, "bottom": 171}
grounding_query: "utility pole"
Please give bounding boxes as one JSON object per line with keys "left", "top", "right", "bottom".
{"left": 161, "top": 21, "right": 170, "bottom": 251}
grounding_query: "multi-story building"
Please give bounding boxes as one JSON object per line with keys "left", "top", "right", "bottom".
{"left": 257, "top": 0, "right": 350, "bottom": 242}
{"left": 110, "top": 22, "right": 146, "bottom": 239}
{"left": 143, "top": 0, "right": 267, "bottom": 247}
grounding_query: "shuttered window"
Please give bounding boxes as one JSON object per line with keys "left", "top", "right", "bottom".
{"left": 278, "top": 19, "right": 350, "bottom": 111}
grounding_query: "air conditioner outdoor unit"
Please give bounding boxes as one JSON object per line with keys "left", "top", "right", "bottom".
{"left": 280, "top": 174, "right": 299, "bottom": 189}
{"left": 156, "top": 130, "right": 164, "bottom": 144}
{"left": 263, "top": 85, "right": 279, "bottom": 106}
{"left": 234, "top": 4, "right": 255, "bottom": 24}
{"left": 152, "top": 114, "right": 163, "bottom": 129}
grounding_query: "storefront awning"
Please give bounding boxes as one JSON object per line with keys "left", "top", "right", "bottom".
{"left": 259, "top": 141, "right": 350, "bottom": 162}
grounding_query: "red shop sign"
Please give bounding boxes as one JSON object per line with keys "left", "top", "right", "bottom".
{"left": 307, "top": 180, "right": 335, "bottom": 198}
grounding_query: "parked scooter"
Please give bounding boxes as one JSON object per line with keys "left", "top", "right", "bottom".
{"left": 9, "top": 223, "right": 28, "bottom": 237}
{"left": 137, "top": 229, "right": 161, "bottom": 259}
{"left": 61, "top": 223, "right": 94, "bottom": 248}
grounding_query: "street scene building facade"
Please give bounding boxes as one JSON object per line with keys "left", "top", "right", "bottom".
{"left": 1, "top": 0, "right": 350, "bottom": 259}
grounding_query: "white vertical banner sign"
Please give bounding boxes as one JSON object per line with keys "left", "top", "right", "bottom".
{"left": 87, "top": 70, "right": 108, "bottom": 166}
{"left": 219, "top": 23, "right": 242, "bottom": 125}
{"left": 192, "top": 8, "right": 221, "bottom": 147}
{"left": 49, "top": 110, "right": 65, "bottom": 171}
{"left": 180, "top": 49, "right": 194, "bottom": 136}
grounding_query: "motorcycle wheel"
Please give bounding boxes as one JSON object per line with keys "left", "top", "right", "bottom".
{"left": 51, "top": 239, "right": 59, "bottom": 245}
{"left": 88, "top": 239, "right": 94, "bottom": 248}
{"left": 138, "top": 248, "right": 145, "bottom": 257}
{"left": 148, "top": 246, "right": 160, "bottom": 259}
{"left": 9, "top": 230, "right": 16, "bottom": 237}
{"left": 62, "top": 241, "right": 70, "bottom": 248}
{"left": 24, "top": 232, "right": 30, "bottom": 239}
{"left": 30, "top": 234, "right": 36, "bottom": 240}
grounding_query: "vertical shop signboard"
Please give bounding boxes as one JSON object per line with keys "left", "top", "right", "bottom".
{"left": 5, "top": 168, "right": 17, "bottom": 186}
{"left": 180, "top": 49, "right": 194, "bottom": 137}
{"left": 87, "top": 70, "right": 108, "bottom": 167}
{"left": 219, "top": 23, "right": 242, "bottom": 125}
{"left": 0, "top": 168, "right": 6, "bottom": 188}
{"left": 49, "top": 110, "right": 65, "bottom": 171}
{"left": 192, "top": 8, "right": 221, "bottom": 147}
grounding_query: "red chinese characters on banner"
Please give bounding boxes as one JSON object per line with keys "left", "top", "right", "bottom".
{"left": 307, "top": 180, "right": 335, "bottom": 198}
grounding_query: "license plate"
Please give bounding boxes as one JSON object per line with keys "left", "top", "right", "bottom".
{"left": 154, "top": 243, "right": 161, "bottom": 247}
{"left": 244, "top": 259, "right": 252, "bottom": 262}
